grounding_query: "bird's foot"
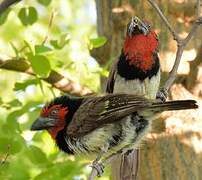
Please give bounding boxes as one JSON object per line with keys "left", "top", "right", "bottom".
{"left": 156, "top": 88, "right": 168, "bottom": 102}
{"left": 91, "top": 160, "right": 104, "bottom": 177}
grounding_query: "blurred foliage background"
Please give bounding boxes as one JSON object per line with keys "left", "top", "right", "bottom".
{"left": 0, "top": 0, "right": 108, "bottom": 179}
{"left": 0, "top": 0, "right": 201, "bottom": 180}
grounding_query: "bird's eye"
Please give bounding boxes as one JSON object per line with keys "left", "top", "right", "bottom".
{"left": 134, "top": 19, "right": 138, "bottom": 23}
{"left": 51, "top": 109, "right": 58, "bottom": 116}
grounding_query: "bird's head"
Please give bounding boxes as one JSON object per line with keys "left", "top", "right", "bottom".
{"left": 31, "top": 96, "right": 82, "bottom": 139}
{"left": 123, "top": 17, "right": 158, "bottom": 72}
{"left": 126, "top": 16, "right": 150, "bottom": 37}
{"left": 31, "top": 103, "right": 68, "bottom": 139}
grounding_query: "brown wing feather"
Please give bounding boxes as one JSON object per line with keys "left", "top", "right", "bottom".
{"left": 106, "top": 59, "right": 118, "bottom": 93}
{"left": 66, "top": 94, "right": 150, "bottom": 138}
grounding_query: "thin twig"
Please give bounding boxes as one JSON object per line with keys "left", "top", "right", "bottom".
{"left": 42, "top": 11, "right": 55, "bottom": 44}
{"left": 147, "top": 0, "right": 202, "bottom": 93}
{"left": 88, "top": 153, "right": 118, "bottom": 180}
{"left": 0, "top": 0, "right": 22, "bottom": 15}
{"left": 0, "top": 145, "right": 10, "bottom": 166}
{"left": 88, "top": 168, "right": 97, "bottom": 180}
{"left": 147, "top": 0, "right": 181, "bottom": 41}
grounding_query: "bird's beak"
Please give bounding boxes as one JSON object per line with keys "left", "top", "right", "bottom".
{"left": 31, "top": 117, "right": 56, "bottom": 131}
{"left": 128, "top": 16, "right": 149, "bottom": 37}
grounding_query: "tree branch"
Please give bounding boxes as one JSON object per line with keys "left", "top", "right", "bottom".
{"left": 0, "top": 59, "right": 92, "bottom": 96}
{"left": 0, "top": 0, "right": 22, "bottom": 15}
{"left": 88, "top": 153, "right": 118, "bottom": 180}
{"left": 147, "top": 0, "right": 202, "bottom": 93}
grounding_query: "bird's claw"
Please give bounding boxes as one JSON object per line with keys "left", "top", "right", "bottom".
{"left": 156, "top": 88, "right": 168, "bottom": 102}
{"left": 91, "top": 160, "right": 104, "bottom": 177}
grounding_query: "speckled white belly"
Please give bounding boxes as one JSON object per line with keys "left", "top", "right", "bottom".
{"left": 113, "top": 70, "right": 160, "bottom": 99}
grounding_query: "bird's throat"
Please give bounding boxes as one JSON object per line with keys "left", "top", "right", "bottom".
{"left": 123, "top": 32, "right": 158, "bottom": 72}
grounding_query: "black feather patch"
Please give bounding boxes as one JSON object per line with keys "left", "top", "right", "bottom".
{"left": 52, "top": 96, "right": 84, "bottom": 154}
{"left": 49, "top": 95, "right": 83, "bottom": 125}
{"left": 56, "top": 130, "right": 75, "bottom": 154}
{"left": 131, "top": 113, "right": 148, "bottom": 134}
{"left": 117, "top": 52, "right": 160, "bottom": 81}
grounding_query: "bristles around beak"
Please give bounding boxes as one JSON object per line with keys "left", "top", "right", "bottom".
{"left": 128, "top": 16, "right": 149, "bottom": 37}
{"left": 31, "top": 117, "right": 56, "bottom": 130}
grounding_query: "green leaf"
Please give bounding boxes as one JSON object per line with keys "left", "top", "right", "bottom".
{"left": 10, "top": 136, "right": 24, "bottom": 154}
{"left": 50, "top": 40, "right": 60, "bottom": 49}
{"left": 0, "top": 98, "right": 2, "bottom": 105}
{"left": 28, "top": 55, "right": 51, "bottom": 78}
{"left": 26, "top": 145, "right": 48, "bottom": 165}
{"left": 0, "top": 135, "right": 24, "bottom": 155}
{"left": 10, "top": 42, "right": 19, "bottom": 57}
{"left": 14, "top": 79, "right": 40, "bottom": 91}
{"left": 35, "top": 45, "right": 52, "bottom": 54}
{"left": 59, "top": 33, "right": 70, "bottom": 47}
{"left": 50, "top": 33, "right": 70, "bottom": 49}
{"left": 100, "top": 68, "right": 109, "bottom": 77}
{"left": 8, "top": 99, "right": 22, "bottom": 107}
{"left": 0, "top": 137, "right": 10, "bottom": 153}
{"left": 28, "top": 7, "right": 38, "bottom": 24}
{"left": 18, "top": 7, "right": 38, "bottom": 26}
{"left": 24, "top": 40, "right": 34, "bottom": 54}
{"left": 89, "top": 36, "right": 107, "bottom": 49}
{"left": 7, "top": 160, "right": 30, "bottom": 179}
{"left": 37, "top": 0, "right": 52, "bottom": 6}
{"left": 0, "top": 8, "right": 11, "bottom": 25}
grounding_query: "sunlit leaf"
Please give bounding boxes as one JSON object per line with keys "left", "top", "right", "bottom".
{"left": 35, "top": 45, "right": 52, "bottom": 54}
{"left": 7, "top": 99, "right": 22, "bottom": 107}
{"left": 10, "top": 42, "right": 19, "bottom": 57}
{"left": 0, "top": 98, "right": 2, "bottom": 105}
{"left": 7, "top": 160, "right": 30, "bottom": 179}
{"left": 0, "top": 8, "right": 11, "bottom": 25}
{"left": 89, "top": 36, "right": 107, "bottom": 49}
{"left": 100, "top": 68, "right": 109, "bottom": 77}
{"left": 18, "top": 7, "right": 38, "bottom": 26}
{"left": 24, "top": 40, "right": 34, "bottom": 54}
{"left": 28, "top": 55, "right": 51, "bottom": 78}
{"left": 0, "top": 135, "right": 24, "bottom": 155}
{"left": 37, "top": 0, "right": 52, "bottom": 6}
{"left": 26, "top": 145, "right": 48, "bottom": 165}
{"left": 14, "top": 79, "right": 40, "bottom": 91}
{"left": 50, "top": 33, "right": 70, "bottom": 49}
{"left": 10, "top": 136, "right": 24, "bottom": 154}
{"left": 0, "top": 137, "right": 10, "bottom": 153}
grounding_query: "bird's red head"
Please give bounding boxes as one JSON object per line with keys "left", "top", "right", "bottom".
{"left": 31, "top": 103, "right": 68, "bottom": 139}
{"left": 124, "top": 17, "right": 158, "bottom": 72}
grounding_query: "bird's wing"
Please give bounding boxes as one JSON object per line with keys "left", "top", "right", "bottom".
{"left": 106, "top": 59, "right": 118, "bottom": 93}
{"left": 66, "top": 94, "right": 150, "bottom": 137}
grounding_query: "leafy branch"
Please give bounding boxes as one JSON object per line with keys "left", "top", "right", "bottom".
{"left": 0, "top": 59, "right": 92, "bottom": 96}
{"left": 0, "top": 0, "right": 22, "bottom": 15}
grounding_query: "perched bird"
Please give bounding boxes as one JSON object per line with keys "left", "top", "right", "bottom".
{"left": 106, "top": 16, "right": 161, "bottom": 177}
{"left": 31, "top": 93, "right": 197, "bottom": 176}
{"left": 106, "top": 16, "right": 161, "bottom": 99}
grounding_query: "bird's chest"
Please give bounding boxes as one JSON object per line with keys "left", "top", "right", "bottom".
{"left": 113, "top": 70, "right": 160, "bottom": 99}
{"left": 65, "top": 124, "right": 116, "bottom": 155}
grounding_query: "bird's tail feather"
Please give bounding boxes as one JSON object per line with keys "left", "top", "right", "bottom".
{"left": 150, "top": 100, "right": 198, "bottom": 112}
